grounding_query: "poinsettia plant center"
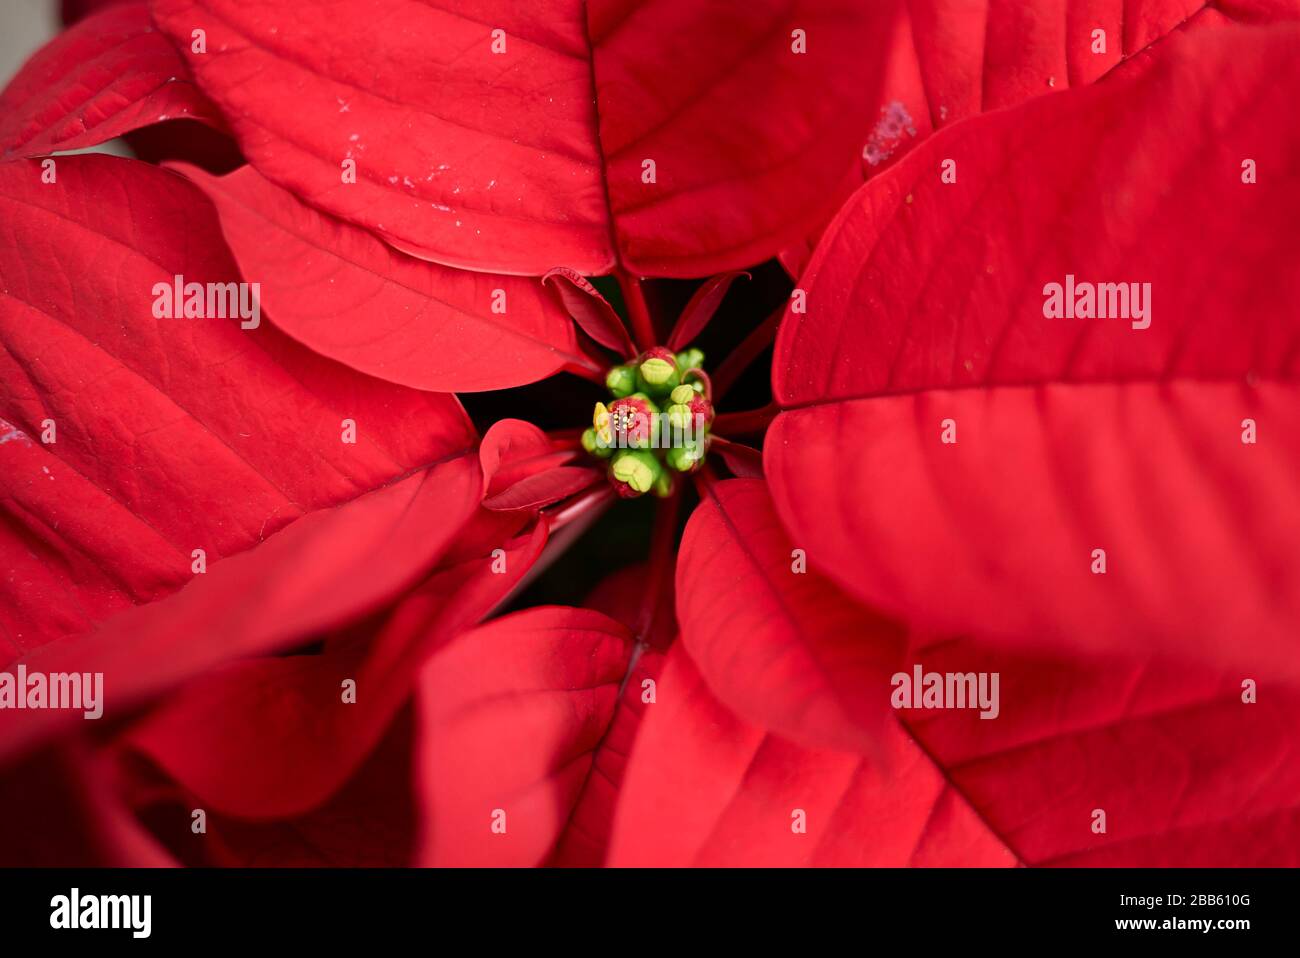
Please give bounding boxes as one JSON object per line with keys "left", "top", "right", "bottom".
{"left": 582, "top": 346, "right": 714, "bottom": 498}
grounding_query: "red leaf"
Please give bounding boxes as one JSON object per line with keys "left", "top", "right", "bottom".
{"left": 415, "top": 606, "right": 634, "bottom": 866}
{"left": 0, "top": 1, "right": 222, "bottom": 159}
{"left": 608, "top": 639, "right": 1300, "bottom": 865}
{"left": 549, "top": 645, "right": 663, "bottom": 866}
{"left": 543, "top": 267, "right": 634, "bottom": 357}
{"left": 678, "top": 479, "right": 904, "bottom": 753}
{"left": 156, "top": 710, "right": 422, "bottom": 866}
{"left": 478, "top": 419, "right": 579, "bottom": 497}
{"left": 768, "top": 25, "right": 1300, "bottom": 671}
{"left": 872, "top": 0, "right": 1300, "bottom": 173}
{"left": 584, "top": 562, "right": 677, "bottom": 650}
{"left": 483, "top": 467, "right": 603, "bottom": 511}
{"left": 148, "top": 0, "right": 896, "bottom": 277}
{"left": 173, "top": 163, "right": 598, "bottom": 391}
{"left": 121, "top": 516, "right": 548, "bottom": 818}
{"left": 0, "top": 154, "right": 475, "bottom": 653}
{"left": 605, "top": 643, "right": 1016, "bottom": 866}
{"left": 667, "top": 271, "right": 748, "bottom": 350}
{"left": 778, "top": 0, "right": 1300, "bottom": 276}
{"left": 708, "top": 435, "right": 764, "bottom": 479}
{"left": 0, "top": 453, "right": 484, "bottom": 764}
{"left": 902, "top": 635, "right": 1300, "bottom": 866}
{"left": 0, "top": 741, "right": 175, "bottom": 866}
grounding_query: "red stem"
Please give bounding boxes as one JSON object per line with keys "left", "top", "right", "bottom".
{"left": 544, "top": 483, "right": 614, "bottom": 531}
{"left": 711, "top": 304, "right": 783, "bottom": 401}
{"left": 691, "top": 461, "right": 721, "bottom": 498}
{"left": 712, "top": 402, "right": 780, "bottom": 437}
{"left": 682, "top": 367, "right": 712, "bottom": 401}
{"left": 546, "top": 428, "right": 584, "bottom": 446}
{"left": 635, "top": 488, "right": 682, "bottom": 640}
{"left": 563, "top": 356, "right": 609, "bottom": 384}
{"left": 617, "top": 269, "right": 657, "bottom": 353}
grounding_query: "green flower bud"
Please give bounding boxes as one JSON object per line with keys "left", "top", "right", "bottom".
{"left": 669, "top": 384, "right": 696, "bottom": 405}
{"left": 665, "top": 443, "right": 704, "bottom": 473}
{"left": 610, "top": 449, "right": 663, "bottom": 497}
{"left": 592, "top": 401, "right": 612, "bottom": 446}
{"left": 635, "top": 347, "right": 680, "bottom": 397}
{"left": 675, "top": 348, "right": 705, "bottom": 372}
{"left": 605, "top": 364, "right": 637, "bottom": 398}
{"left": 581, "top": 427, "right": 612, "bottom": 459}
{"left": 666, "top": 403, "right": 694, "bottom": 430}
{"left": 652, "top": 470, "right": 676, "bottom": 498}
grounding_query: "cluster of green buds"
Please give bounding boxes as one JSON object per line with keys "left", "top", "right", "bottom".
{"left": 581, "top": 346, "right": 713, "bottom": 498}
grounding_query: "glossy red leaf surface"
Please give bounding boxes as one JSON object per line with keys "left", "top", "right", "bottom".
{"left": 0, "top": 2, "right": 222, "bottom": 160}
{"left": 175, "top": 163, "right": 594, "bottom": 391}
{"left": 768, "top": 25, "right": 1300, "bottom": 671}
{"left": 415, "top": 606, "right": 633, "bottom": 866}
{"left": 0, "top": 154, "right": 475, "bottom": 655}
{"left": 677, "top": 479, "right": 904, "bottom": 752}
{"left": 149, "top": 0, "right": 897, "bottom": 277}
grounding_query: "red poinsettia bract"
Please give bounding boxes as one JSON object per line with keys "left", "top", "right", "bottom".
{"left": 0, "top": 0, "right": 1298, "bottom": 867}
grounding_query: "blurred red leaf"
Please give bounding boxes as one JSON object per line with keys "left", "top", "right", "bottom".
{"left": 0, "top": 452, "right": 484, "bottom": 763}
{"left": 0, "top": 1, "right": 222, "bottom": 159}
{"left": 121, "top": 516, "right": 548, "bottom": 818}
{"left": 415, "top": 606, "right": 634, "bottom": 866}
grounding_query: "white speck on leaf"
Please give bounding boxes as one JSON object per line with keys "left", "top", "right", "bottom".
{"left": 863, "top": 101, "right": 917, "bottom": 167}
